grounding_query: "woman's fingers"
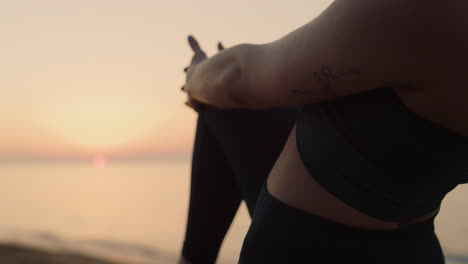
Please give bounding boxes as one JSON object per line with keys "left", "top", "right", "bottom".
{"left": 218, "top": 42, "right": 225, "bottom": 52}
{"left": 188, "top": 35, "right": 202, "bottom": 53}
{"left": 182, "top": 36, "right": 223, "bottom": 110}
{"left": 187, "top": 35, "right": 207, "bottom": 65}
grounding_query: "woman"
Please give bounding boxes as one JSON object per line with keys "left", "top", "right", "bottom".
{"left": 182, "top": 1, "right": 468, "bottom": 263}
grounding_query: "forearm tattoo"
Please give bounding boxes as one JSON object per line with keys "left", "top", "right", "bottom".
{"left": 292, "top": 65, "right": 361, "bottom": 95}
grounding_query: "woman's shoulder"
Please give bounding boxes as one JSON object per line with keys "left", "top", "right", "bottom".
{"left": 395, "top": 5, "right": 468, "bottom": 137}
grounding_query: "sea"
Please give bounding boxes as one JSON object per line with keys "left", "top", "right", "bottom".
{"left": 0, "top": 160, "right": 467, "bottom": 264}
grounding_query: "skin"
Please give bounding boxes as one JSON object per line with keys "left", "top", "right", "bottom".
{"left": 182, "top": 37, "right": 225, "bottom": 111}
{"left": 181, "top": 0, "right": 468, "bottom": 250}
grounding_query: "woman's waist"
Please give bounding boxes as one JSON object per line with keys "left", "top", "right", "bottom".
{"left": 268, "top": 172, "right": 438, "bottom": 231}
{"left": 268, "top": 168, "right": 439, "bottom": 231}
{"left": 268, "top": 125, "right": 439, "bottom": 231}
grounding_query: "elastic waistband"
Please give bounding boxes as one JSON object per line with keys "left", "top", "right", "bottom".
{"left": 255, "top": 183, "right": 437, "bottom": 255}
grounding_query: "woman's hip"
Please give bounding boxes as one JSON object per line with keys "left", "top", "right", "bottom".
{"left": 238, "top": 184, "right": 445, "bottom": 264}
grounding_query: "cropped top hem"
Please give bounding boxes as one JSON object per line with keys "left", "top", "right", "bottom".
{"left": 295, "top": 87, "right": 468, "bottom": 222}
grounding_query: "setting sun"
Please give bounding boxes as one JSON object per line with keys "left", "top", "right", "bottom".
{"left": 92, "top": 155, "right": 108, "bottom": 168}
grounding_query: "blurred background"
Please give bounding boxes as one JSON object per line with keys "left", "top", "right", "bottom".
{"left": 0, "top": 0, "right": 467, "bottom": 263}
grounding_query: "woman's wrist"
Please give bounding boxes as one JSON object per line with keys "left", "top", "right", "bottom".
{"left": 186, "top": 44, "right": 257, "bottom": 109}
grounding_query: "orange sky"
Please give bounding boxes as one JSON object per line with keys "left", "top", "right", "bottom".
{"left": 0, "top": 0, "right": 333, "bottom": 160}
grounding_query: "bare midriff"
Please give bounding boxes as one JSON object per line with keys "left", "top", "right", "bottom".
{"left": 266, "top": 125, "right": 438, "bottom": 231}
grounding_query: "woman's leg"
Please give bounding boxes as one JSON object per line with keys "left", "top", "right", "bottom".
{"left": 182, "top": 107, "right": 242, "bottom": 264}
{"left": 181, "top": 106, "right": 298, "bottom": 263}
{"left": 203, "top": 106, "right": 298, "bottom": 214}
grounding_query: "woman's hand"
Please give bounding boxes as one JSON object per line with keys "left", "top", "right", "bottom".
{"left": 182, "top": 35, "right": 225, "bottom": 111}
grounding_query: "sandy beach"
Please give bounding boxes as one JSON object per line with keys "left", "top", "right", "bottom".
{"left": 0, "top": 228, "right": 176, "bottom": 264}
{"left": 0, "top": 244, "right": 117, "bottom": 264}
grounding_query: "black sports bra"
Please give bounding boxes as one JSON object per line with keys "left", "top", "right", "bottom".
{"left": 296, "top": 87, "right": 468, "bottom": 222}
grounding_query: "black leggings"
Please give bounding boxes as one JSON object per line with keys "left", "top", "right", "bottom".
{"left": 181, "top": 105, "right": 298, "bottom": 264}
{"left": 239, "top": 184, "right": 445, "bottom": 264}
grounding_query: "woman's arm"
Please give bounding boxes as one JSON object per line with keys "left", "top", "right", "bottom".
{"left": 183, "top": 43, "right": 257, "bottom": 108}
{"left": 185, "top": 0, "right": 431, "bottom": 109}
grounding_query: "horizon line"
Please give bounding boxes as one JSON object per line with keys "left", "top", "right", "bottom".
{"left": 0, "top": 154, "right": 192, "bottom": 164}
